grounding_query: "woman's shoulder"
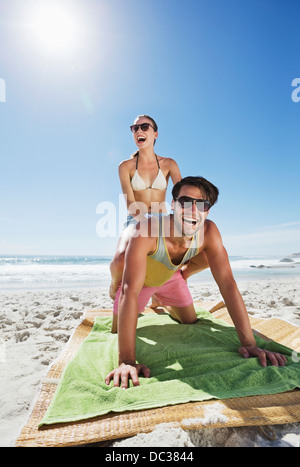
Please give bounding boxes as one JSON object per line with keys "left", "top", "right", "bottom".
{"left": 157, "top": 155, "right": 180, "bottom": 171}
{"left": 118, "top": 157, "right": 135, "bottom": 171}
{"left": 157, "top": 155, "right": 178, "bottom": 166}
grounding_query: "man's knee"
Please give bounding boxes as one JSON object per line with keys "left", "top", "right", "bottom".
{"left": 170, "top": 305, "right": 197, "bottom": 324}
{"left": 181, "top": 316, "right": 198, "bottom": 325}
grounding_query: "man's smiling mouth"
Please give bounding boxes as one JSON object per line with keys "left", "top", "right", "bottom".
{"left": 182, "top": 217, "right": 198, "bottom": 226}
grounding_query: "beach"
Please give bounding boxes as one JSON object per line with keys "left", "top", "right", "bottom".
{"left": 1, "top": 256, "right": 300, "bottom": 447}
{"left": 2, "top": 0, "right": 300, "bottom": 449}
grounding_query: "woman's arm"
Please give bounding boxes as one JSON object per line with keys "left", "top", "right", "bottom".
{"left": 168, "top": 158, "right": 182, "bottom": 185}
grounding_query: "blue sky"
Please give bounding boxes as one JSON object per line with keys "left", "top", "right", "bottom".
{"left": 0, "top": 0, "right": 299, "bottom": 257}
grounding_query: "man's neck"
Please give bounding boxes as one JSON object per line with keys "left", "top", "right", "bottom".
{"left": 167, "top": 215, "right": 194, "bottom": 247}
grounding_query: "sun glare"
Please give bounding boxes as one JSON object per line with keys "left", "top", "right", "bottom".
{"left": 31, "top": 2, "right": 81, "bottom": 55}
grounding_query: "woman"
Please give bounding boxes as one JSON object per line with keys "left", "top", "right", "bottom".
{"left": 109, "top": 115, "right": 182, "bottom": 304}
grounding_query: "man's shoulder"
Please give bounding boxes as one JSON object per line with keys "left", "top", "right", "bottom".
{"left": 204, "top": 219, "right": 218, "bottom": 232}
{"left": 127, "top": 217, "right": 159, "bottom": 251}
{"left": 204, "top": 219, "right": 222, "bottom": 244}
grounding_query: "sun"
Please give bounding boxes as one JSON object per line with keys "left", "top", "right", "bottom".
{"left": 30, "top": 2, "right": 81, "bottom": 55}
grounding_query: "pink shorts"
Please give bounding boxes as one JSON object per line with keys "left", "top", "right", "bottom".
{"left": 113, "top": 269, "right": 193, "bottom": 315}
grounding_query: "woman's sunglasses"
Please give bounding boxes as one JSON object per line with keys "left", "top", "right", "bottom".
{"left": 130, "top": 123, "right": 155, "bottom": 133}
{"left": 175, "top": 196, "right": 212, "bottom": 212}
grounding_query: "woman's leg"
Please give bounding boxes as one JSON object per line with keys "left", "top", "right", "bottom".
{"left": 109, "top": 224, "right": 135, "bottom": 300}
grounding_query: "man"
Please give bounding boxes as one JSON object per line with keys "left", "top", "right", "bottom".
{"left": 105, "top": 176, "right": 286, "bottom": 389}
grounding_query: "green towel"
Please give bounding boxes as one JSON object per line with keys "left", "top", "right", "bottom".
{"left": 40, "top": 307, "right": 300, "bottom": 426}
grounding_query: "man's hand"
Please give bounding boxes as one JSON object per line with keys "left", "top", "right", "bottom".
{"left": 105, "top": 362, "right": 151, "bottom": 389}
{"left": 239, "top": 345, "right": 287, "bottom": 367}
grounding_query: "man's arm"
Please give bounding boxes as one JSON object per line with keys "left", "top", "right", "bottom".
{"left": 105, "top": 227, "right": 155, "bottom": 388}
{"left": 191, "top": 221, "right": 286, "bottom": 367}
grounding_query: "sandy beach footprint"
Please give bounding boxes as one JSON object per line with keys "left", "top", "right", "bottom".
{"left": 1, "top": 282, "right": 300, "bottom": 447}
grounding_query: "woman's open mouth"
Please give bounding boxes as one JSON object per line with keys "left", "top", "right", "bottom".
{"left": 137, "top": 135, "right": 146, "bottom": 144}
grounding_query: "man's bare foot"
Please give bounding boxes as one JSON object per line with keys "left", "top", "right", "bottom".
{"left": 111, "top": 314, "right": 118, "bottom": 333}
{"left": 109, "top": 282, "right": 119, "bottom": 301}
{"left": 149, "top": 294, "right": 161, "bottom": 309}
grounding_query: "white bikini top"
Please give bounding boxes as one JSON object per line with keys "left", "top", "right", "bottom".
{"left": 131, "top": 154, "right": 167, "bottom": 191}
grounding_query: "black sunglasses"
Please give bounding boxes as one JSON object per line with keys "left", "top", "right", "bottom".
{"left": 175, "top": 196, "right": 212, "bottom": 212}
{"left": 130, "top": 123, "right": 155, "bottom": 133}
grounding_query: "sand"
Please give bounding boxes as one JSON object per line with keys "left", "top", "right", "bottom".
{"left": 1, "top": 277, "right": 300, "bottom": 447}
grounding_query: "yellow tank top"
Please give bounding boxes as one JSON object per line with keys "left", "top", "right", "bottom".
{"left": 144, "top": 215, "right": 200, "bottom": 287}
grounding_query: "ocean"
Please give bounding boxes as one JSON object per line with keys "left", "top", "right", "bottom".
{"left": 0, "top": 254, "right": 299, "bottom": 292}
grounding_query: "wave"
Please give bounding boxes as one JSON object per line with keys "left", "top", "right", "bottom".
{"left": 0, "top": 256, "right": 112, "bottom": 291}
{"left": 0, "top": 255, "right": 112, "bottom": 266}
{"left": 0, "top": 254, "right": 299, "bottom": 291}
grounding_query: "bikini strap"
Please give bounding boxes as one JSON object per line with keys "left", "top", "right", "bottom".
{"left": 155, "top": 153, "right": 161, "bottom": 169}
{"left": 136, "top": 153, "right": 160, "bottom": 169}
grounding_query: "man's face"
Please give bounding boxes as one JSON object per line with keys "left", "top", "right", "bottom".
{"left": 172, "top": 185, "right": 209, "bottom": 237}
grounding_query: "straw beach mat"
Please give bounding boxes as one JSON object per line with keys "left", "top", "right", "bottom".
{"left": 16, "top": 301, "right": 300, "bottom": 447}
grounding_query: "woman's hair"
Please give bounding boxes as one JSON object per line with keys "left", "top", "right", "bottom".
{"left": 172, "top": 176, "right": 219, "bottom": 206}
{"left": 135, "top": 114, "right": 158, "bottom": 132}
{"left": 131, "top": 114, "right": 158, "bottom": 158}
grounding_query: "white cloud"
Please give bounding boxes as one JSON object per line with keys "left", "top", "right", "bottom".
{"left": 255, "top": 221, "right": 300, "bottom": 231}
{"left": 223, "top": 222, "right": 300, "bottom": 256}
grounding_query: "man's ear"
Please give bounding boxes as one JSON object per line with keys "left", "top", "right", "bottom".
{"left": 171, "top": 199, "right": 175, "bottom": 211}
